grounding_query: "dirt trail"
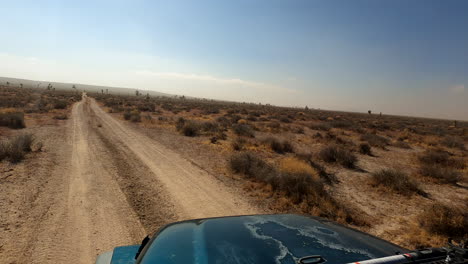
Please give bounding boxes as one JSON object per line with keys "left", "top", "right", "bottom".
{"left": 0, "top": 95, "right": 260, "bottom": 264}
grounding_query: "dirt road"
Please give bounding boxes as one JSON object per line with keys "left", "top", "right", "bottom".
{"left": 0, "top": 95, "right": 260, "bottom": 264}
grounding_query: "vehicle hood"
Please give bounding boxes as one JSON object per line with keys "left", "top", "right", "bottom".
{"left": 137, "top": 214, "right": 407, "bottom": 264}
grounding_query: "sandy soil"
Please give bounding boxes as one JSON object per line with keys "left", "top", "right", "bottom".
{"left": 0, "top": 95, "right": 261, "bottom": 264}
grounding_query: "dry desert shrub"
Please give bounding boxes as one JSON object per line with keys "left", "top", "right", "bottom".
{"left": 371, "top": 168, "right": 425, "bottom": 196}
{"left": 0, "top": 111, "right": 25, "bottom": 129}
{"left": 418, "top": 150, "right": 465, "bottom": 169}
{"left": 229, "top": 152, "right": 365, "bottom": 225}
{"left": 359, "top": 143, "right": 372, "bottom": 155}
{"left": 0, "top": 133, "right": 34, "bottom": 163}
{"left": 418, "top": 203, "right": 467, "bottom": 239}
{"left": 232, "top": 123, "right": 255, "bottom": 137}
{"left": 231, "top": 137, "right": 246, "bottom": 151}
{"left": 419, "top": 165, "right": 461, "bottom": 184}
{"left": 264, "top": 137, "right": 294, "bottom": 154}
{"left": 360, "top": 133, "right": 389, "bottom": 148}
{"left": 319, "top": 145, "right": 357, "bottom": 168}
{"left": 441, "top": 136, "right": 465, "bottom": 150}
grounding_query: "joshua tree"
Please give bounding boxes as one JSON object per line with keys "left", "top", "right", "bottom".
{"left": 135, "top": 90, "right": 140, "bottom": 96}
{"left": 146, "top": 93, "right": 150, "bottom": 100}
{"left": 368, "top": 110, "right": 372, "bottom": 115}
{"left": 305, "top": 105, "right": 309, "bottom": 111}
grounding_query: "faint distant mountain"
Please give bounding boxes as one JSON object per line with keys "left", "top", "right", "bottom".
{"left": 0, "top": 76, "right": 173, "bottom": 97}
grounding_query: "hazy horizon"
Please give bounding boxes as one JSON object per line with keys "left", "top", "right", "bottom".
{"left": 1, "top": 0, "right": 467, "bottom": 120}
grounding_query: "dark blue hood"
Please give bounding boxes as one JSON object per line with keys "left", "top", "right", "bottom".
{"left": 136, "top": 214, "right": 407, "bottom": 264}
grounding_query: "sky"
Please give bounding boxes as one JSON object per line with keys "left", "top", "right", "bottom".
{"left": 1, "top": 0, "right": 467, "bottom": 120}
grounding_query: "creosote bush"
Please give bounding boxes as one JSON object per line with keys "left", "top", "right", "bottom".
{"left": 232, "top": 123, "right": 255, "bottom": 137}
{"left": 419, "top": 165, "right": 461, "bottom": 184}
{"left": 231, "top": 137, "right": 246, "bottom": 151}
{"left": 265, "top": 137, "right": 294, "bottom": 154}
{"left": 229, "top": 152, "right": 364, "bottom": 225}
{"left": 0, "top": 111, "right": 26, "bottom": 129}
{"left": 0, "top": 133, "right": 34, "bottom": 163}
{"left": 180, "top": 121, "right": 200, "bottom": 137}
{"left": 359, "top": 143, "right": 372, "bottom": 155}
{"left": 441, "top": 136, "right": 465, "bottom": 150}
{"left": 418, "top": 150, "right": 465, "bottom": 169}
{"left": 319, "top": 145, "right": 357, "bottom": 168}
{"left": 371, "top": 168, "right": 425, "bottom": 196}
{"left": 418, "top": 203, "right": 467, "bottom": 238}
{"left": 360, "top": 133, "right": 389, "bottom": 148}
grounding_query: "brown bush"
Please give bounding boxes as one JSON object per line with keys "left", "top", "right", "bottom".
{"left": 418, "top": 150, "right": 465, "bottom": 169}
{"left": 393, "top": 141, "right": 411, "bottom": 149}
{"left": 130, "top": 111, "right": 141, "bottom": 122}
{"left": 418, "top": 203, "right": 467, "bottom": 238}
{"left": 53, "top": 100, "right": 68, "bottom": 109}
{"left": 359, "top": 143, "right": 372, "bottom": 155}
{"left": 0, "top": 112, "right": 26, "bottom": 129}
{"left": 175, "top": 117, "right": 186, "bottom": 130}
{"left": 319, "top": 145, "right": 357, "bottom": 168}
{"left": 310, "top": 123, "right": 331, "bottom": 131}
{"left": 181, "top": 121, "right": 200, "bottom": 137}
{"left": 123, "top": 111, "right": 132, "bottom": 120}
{"left": 0, "top": 134, "right": 34, "bottom": 163}
{"left": 419, "top": 165, "right": 461, "bottom": 184}
{"left": 231, "top": 137, "right": 246, "bottom": 151}
{"left": 229, "top": 153, "right": 364, "bottom": 224}
{"left": 371, "top": 169, "right": 425, "bottom": 196}
{"left": 441, "top": 136, "right": 465, "bottom": 150}
{"left": 200, "top": 121, "right": 219, "bottom": 134}
{"left": 232, "top": 124, "right": 255, "bottom": 137}
{"left": 229, "top": 152, "right": 277, "bottom": 182}
{"left": 53, "top": 114, "right": 68, "bottom": 120}
{"left": 360, "top": 133, "right": 389, "bottom": 148}
{"left": 265, "top": 137, "right": 294, "bottom": 154}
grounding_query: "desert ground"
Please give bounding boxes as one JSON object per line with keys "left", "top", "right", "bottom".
{"left": 0, "top": 83, "right": 467, "bottom": 263}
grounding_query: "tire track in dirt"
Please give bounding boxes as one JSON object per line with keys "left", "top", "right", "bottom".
{"left": 2, "top": 94, "right": 262, "bottom": 264}
{"left": 90, "top": 97, "right": 261, "bottom": 221}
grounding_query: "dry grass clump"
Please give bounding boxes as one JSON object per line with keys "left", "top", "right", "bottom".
{"left": 229, "top": 152, "right": 277, "bottom": 181}
{"left": 309, "top": 122, "right": 331, "bottom": 131}
{"left": 418, "top": 203, "right": 467, "bottom": 239}
{"left": 231, "top": 137, "right": 246, "bottom": 151}
{"left": 278, "top": 157, "right": 318, "bottom": 179}
{"left": 417, "top": 150, "right": 465, "bottom": 184}
{"left": 180, "top": 121, "right": 200, "bottom": 137}
{"left": 229, "top": 153, "right": 365, "bottom": 225}
{"left": 232, "top": 123, "right": 255, "bottom": 137}
{"left": 319, "top": 145, "right": 357, "bottom": 168}
{"left": 392, "top": 140, "right": 411, "bottom": 149}
{"left": 419, "top": 165, "right": 461, "bottom": 184}
{"left": 0, "top": 134, "right": 34, "bottom": 163}
{"left": 418, "top": 150, "right": 465, "bottom": 169}
{"left": 371, "top": 169, "right": 425, "bottom": 196}
{"left": 0, "top": 111, "right": 26, "bottom": 129}
{"left": 360, "top": 133, "right": 389, "bottom": 148}
{"left": 264, "top": 137, "right": 294, "bottom": 154}
{"left": 123, "top": 110, "right": 141, "bottom": 122}
{"left": 53, "top": 114, "right": 68, "bottom": 120}
{"left": 441, "top": 136, "right": 465, "bottom": 150}
{"left": 359, "top": 143, "right": 372, "bottom": 155}
{"left": 53, "top": 100, "right": 68, "bottom": 109}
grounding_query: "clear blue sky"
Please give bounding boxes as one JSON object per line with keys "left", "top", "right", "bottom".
{"left": 1, "top": 0, "right": 467, "bottom": 120}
